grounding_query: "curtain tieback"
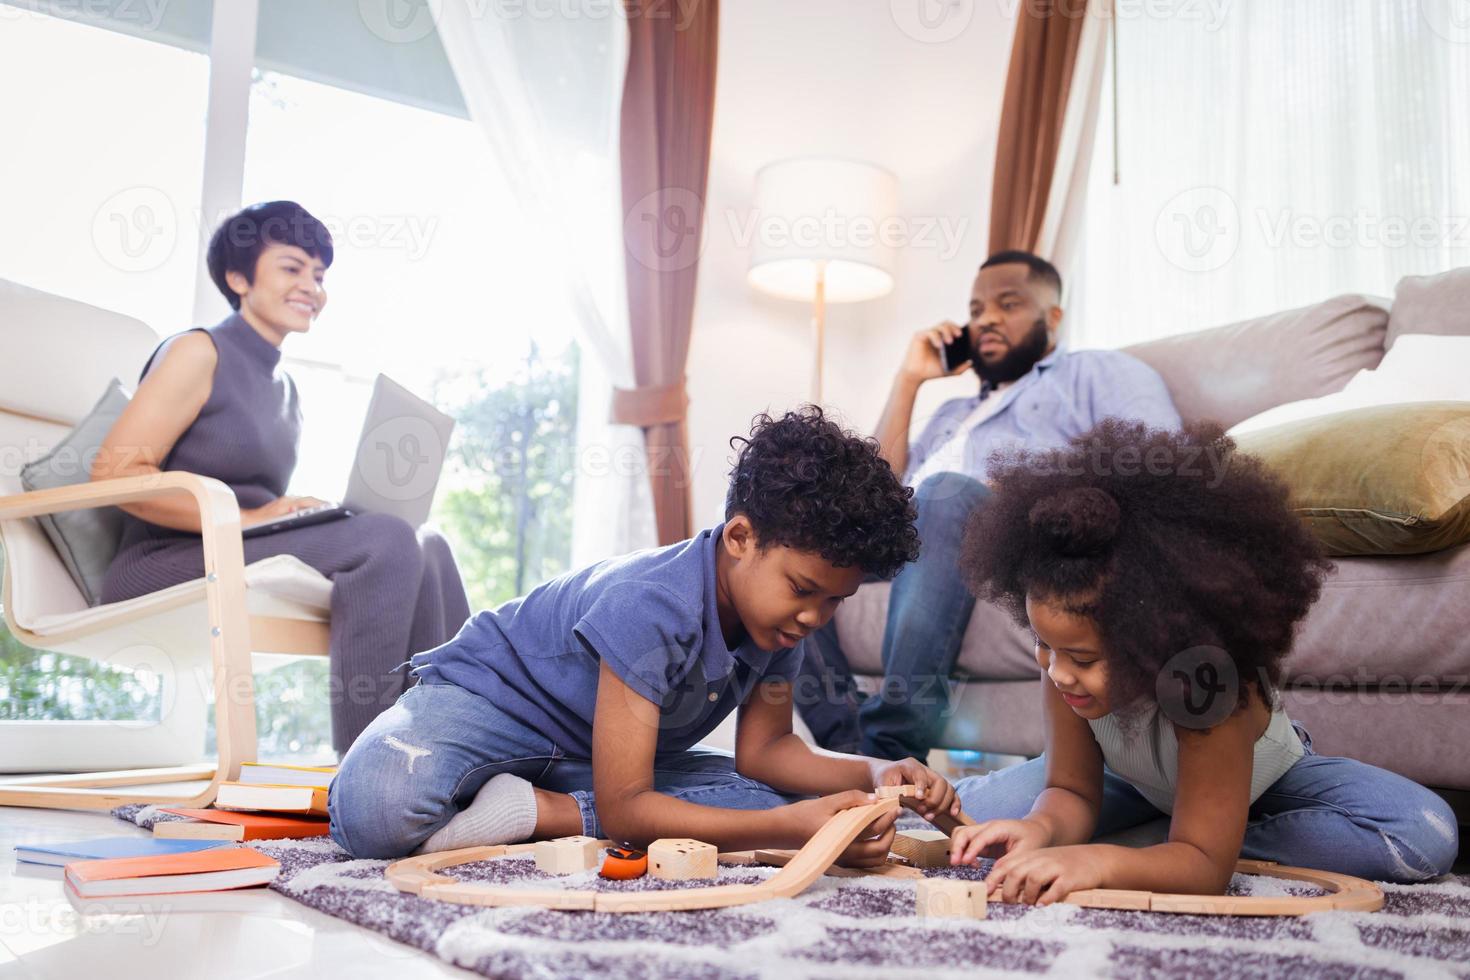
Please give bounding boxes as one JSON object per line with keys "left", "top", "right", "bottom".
{"left": 609, "top": 378, "right": 689, "bottom": 427}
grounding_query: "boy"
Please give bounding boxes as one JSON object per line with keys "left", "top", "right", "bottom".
{"left": 329, "top": 408, "right": 961, "bottom": 862}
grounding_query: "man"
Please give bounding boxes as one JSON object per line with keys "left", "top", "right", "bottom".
{"left": 795, "top": 250, "right": 1181, "bottom": 761}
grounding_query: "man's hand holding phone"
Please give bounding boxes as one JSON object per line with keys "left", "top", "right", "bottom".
{"left": 901, "top": 321, "right": 974, "bottom": 385}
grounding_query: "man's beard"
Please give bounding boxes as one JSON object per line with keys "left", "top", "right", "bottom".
{"left": 974, "top": 318, "right": 1051, "bottom": 385}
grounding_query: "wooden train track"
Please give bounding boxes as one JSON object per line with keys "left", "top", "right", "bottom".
{"left": 385, "top": 785, "right": 1384, "bottom": 916}
{"left": 387, "top": 797, "right": 901, "bottom": 913}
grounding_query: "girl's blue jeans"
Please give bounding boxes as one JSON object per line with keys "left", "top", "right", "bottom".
{"left": 952, "top": 724, "right": 1460, "bottom": 884}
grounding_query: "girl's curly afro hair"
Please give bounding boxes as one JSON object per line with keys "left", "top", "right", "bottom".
{"left": 725, "top": 406, "right": 920, "bottom": 579}
{"left": 962, "top": 419, "right": 1333, "bottom": 712}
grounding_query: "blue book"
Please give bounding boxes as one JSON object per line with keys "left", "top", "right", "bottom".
{"left": 14, "top": 837, "right": 231, "bottom": 867}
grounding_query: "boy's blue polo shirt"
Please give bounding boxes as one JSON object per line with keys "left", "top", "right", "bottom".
{"left": 407, "top": 523, "right": 804, "bottom": 758}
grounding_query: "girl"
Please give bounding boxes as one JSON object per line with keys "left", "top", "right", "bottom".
{"left": 950, "top": 420, "right": 1459, "bottom": 904}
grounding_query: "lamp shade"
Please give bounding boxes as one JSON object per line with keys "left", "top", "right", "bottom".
{"left": 747, "top": 158, "right": 898, "bottom": 303}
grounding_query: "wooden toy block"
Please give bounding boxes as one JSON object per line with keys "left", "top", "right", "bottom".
{"left": 534, "top": 835, "right": 602, "bottom": 875}
{"left": 890, "top": 829, "right": 951, "bottom": 868}
{"left": 648, "top": 838, "right": 718, "bottom": 880}
{"left": 876, "top": 784, "right": 918, "bottom": 799}
{"left": 917, "top": 877, "right": 987, "bottom": 919}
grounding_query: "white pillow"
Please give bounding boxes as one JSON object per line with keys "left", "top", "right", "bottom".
{"left": 1229, "top": 334, "right": 1470, "bottom": 435}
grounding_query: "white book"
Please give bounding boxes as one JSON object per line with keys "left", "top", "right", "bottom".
{"left": 236, "top": 762, "right": 335, "bottom": 789}
{"left": 215, "top": 781, "right": 328, "bottom": 816}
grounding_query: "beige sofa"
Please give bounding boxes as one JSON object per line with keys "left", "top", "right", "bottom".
{"left": 832, "top": 271, "right": 1470, "bottom": 799}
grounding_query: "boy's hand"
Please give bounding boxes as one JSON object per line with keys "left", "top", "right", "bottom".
{"left": 950, "top": 817, "right": 1051, "bottom": 865}
{"left": 984, "top": 844, "right": 1109, "bottom": 906}
{"left": 777, "top": 790, "right": 898, "bottom": 868}
{"left": 868, "top": 758, "right": 959, "bottom": 824}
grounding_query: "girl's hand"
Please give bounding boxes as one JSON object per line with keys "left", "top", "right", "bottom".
{"left": 986, "top": 844, "right": 1110, "bottom": 906}
{"left": 950, "top": 817, "right": 1051, "bottom": 865}
{"left": 776, "top": 791, "right": 898, "bottom": 868}
{"left": 869, "top": 757, "right": 960, "bottom": 824}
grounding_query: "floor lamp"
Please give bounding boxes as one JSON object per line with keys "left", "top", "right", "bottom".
{"left": 747, "top": 159, "right": 898, "bottom": 405}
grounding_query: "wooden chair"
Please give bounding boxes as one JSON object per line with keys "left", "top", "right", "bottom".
{"left": 0, "top": 278, "right": 331, "bottom": 810}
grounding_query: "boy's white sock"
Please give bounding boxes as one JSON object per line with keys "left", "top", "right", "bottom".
{"left": 415, "top": 773, "right": 538, "bottom": 854}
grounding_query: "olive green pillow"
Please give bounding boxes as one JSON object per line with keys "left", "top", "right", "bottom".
{"left": 1233, "top": 401, "right": 1470, "bottom": 556}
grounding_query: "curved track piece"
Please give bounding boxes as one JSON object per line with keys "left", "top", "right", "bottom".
{"left": 1064, "top": 859, "right": 1384, "bottom": 916}
{"left": 386, "top": 799, "right": 900, "bottom": 913}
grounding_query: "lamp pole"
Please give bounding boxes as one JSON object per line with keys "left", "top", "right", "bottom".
{"left": 812, "top": 260, "right": 827, "bottom": 405}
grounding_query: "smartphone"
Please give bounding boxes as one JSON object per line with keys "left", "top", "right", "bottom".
{"left": 941, "top": 329, "right": 974, "bottom": 372}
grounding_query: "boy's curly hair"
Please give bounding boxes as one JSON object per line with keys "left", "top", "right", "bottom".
{"left": 962, "top": 419, "right": 1333, "bottom": 711}
{"left": 725, "top": 406, "right": 920, "bottom": 579}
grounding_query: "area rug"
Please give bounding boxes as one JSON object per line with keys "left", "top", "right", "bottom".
{"left": 113, "top": 804, "right": 1470, "bottom": 979}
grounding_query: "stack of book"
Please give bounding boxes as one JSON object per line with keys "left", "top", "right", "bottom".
{"left": 64, "top": 847, "right": 281, "bottom": 899}
{"left": 12, "top": 762, "right": 336, "bottom": 912}
{"left": 153, "top": 761, "right": 336, "bottom": 841}
{"left": 14, "top": 836, "right": 281, "bottom": 910}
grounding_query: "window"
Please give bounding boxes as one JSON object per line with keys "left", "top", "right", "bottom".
{"left": 0, "top": 9, "right": 207, "bottom": 751}
{"left": 241, "top": 64, "right": 583, "bottom": 593}
{"left": 1072, "top": 0, "right": 1470, "bottom": 349}
{"left": 0, "top": 7, "right": 208, "bottom": 333}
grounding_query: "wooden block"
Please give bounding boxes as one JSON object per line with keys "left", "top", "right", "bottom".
{"left": 717, "top": 850, "right": 761, "bottom": 865}
{"left": 917, "top": 877, "right": 987, "bottom": 919}
{"left": 890, "top": 829, "right": 951, "bottom": 868}
{"left": 876, "top": 784, "right": 918, "bottom": 799}
{"left": 533, "top": 835, "right": 601, "bottom": 875}
{"left": 648, "top": 838, "right": 718, "bottom": 880}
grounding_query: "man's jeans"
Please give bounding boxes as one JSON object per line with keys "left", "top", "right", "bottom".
{"left": 796, "top": 472, "right": 991, "bottom": 761}
{"left": 329, "top": 680, "right": 800, "bottom": 859}
{"left": 952, "top": 725, "right": 1461, "bottom": 883}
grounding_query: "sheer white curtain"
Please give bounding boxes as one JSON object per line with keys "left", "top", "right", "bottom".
{"left": 430, "top": 0, "right": 657, "bottom": 565}
{"left": 1071, "top": 0, "right": 1470, "bottom": 349}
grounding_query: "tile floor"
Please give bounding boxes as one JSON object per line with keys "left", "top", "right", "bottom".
{"left": 0, "top": 786, "right": 465, "bottom": 979}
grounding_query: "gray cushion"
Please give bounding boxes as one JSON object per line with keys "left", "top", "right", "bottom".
{"left": 19, "top": 379, "right": 129, "bottom": 606}
{"left": 1123, "top": 294, "right": 1389, "bottom": 430}
{"left": 1387, "top": 266, "right": 1470, "bottom": 349}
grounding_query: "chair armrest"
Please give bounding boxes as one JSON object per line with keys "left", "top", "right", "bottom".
{"left": 0, "top": 473, "right": 247, "bottom": 619}
{"left": 0, "top": 472, "right": 240, "bottom": 527}
{"left": 0, "top": 472, "right": 261, "bottom": 783}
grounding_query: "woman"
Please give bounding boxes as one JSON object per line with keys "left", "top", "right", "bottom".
{"left": 94, "top": 200, "right": 471, "bottom": 755}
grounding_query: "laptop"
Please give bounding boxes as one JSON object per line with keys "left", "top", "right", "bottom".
{"left": 242, "top": 374, "right": 454, "bottom": 538}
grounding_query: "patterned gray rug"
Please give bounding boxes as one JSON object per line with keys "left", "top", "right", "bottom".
{"left": 113, "top": 804, "right": 1470, "bottom": 979}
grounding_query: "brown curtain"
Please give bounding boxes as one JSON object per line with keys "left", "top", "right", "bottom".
{"left": 614, "top": 0, "right": 719, "bottom": 545}
{"left": 988, "top": 0, "right": 1091, "bottom": 254}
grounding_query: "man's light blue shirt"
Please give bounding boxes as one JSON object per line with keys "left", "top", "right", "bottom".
{"left": 903, "top": 346, "right": 1182, "bottom": 485}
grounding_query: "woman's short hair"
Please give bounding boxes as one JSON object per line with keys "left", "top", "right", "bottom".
{"left": 206, "top": 201, "right": 334, "bottom": 310}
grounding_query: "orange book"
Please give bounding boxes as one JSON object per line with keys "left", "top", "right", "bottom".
{"left": 65, "top": 846, "right": 279, "bottom": 897}
{"left": 154, "top": 808, "right": 330, "bottom": 841}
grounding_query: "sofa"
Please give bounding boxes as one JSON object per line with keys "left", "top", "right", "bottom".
{"left": 831, "top": 270, "right": 1470, "bottom": 804}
